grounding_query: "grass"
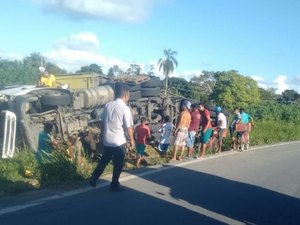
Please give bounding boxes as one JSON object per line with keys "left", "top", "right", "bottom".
{"left": 1, "top": 120, "right": 300, "bottom": 197}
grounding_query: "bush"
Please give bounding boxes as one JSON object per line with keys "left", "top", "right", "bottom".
{"left": 38, "top": 151, "right": 83, "bottom": 187}
{"left": 250, "top": 121, "right": 300, "bottom": 145}
{"left": 0, "top": 150, "right": 39, "bottom": 196}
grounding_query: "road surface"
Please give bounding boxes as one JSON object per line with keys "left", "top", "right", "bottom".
{"left": 1, "top": 142, "right": 300, "bottom": 225}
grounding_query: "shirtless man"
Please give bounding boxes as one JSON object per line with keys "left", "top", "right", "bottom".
{"left": 171, "top": 100, "right": 192, "bottom": 161}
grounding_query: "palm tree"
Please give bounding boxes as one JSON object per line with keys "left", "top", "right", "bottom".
{"left": 157, "top": 49, "right": 178, "bottom": 92}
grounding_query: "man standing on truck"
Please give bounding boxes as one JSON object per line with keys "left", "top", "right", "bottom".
{"left": 89, "top": 82, "right": 135, "bottom": 191}
{"left": 37, "top": 67, "right": 66, "bottom": 88}
{"left": 37, "top": 67, "right": 56, "bottom": 87}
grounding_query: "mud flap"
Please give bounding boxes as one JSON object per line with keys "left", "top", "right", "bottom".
{"left": 1, "top": 111, "right": 17, "bottom": 158}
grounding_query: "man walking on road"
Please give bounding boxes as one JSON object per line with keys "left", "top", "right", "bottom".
{"left": 89, "top": 82, "right": 134, "bottom": 191}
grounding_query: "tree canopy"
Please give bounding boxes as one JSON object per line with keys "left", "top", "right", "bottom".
{"left": 77, "top": 63, "right": 103, "bottom": 74}
{"left": 210, "top": 70, "right": 261, "bottom": 109}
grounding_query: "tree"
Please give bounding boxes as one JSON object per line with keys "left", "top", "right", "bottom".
{"left": 168, "top": 77, "right": 190, "bottom": 98}
{"left": 210, "top": 70, "right": 261, "bottom": 109}
{"left": 279, "top": 89, "right": 300, "bottom": 103}
{"left": 0, "top": 52, "right": 67, "bottom": 87}
{"left": 126, "top": 64, "right": 141, "bottom": 75}
{"left": 157, "top": 49, "right": 178, "bottom": 92}
{"left": 190, "top": 71, "right": 217, "bottom": 102}
{"left": 259, "top": 87, "right": 277, "bottom": 101}
{"left": 148, "top": 65, "right": 155, "bottom": 76}
{"left": 77, "top": 63, "right": 103, "bottom": 74}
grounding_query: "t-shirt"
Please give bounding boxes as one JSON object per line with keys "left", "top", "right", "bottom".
{"left": 189, "top": 109, "right": 201, "bottom": 132}
{"left": 200, "top": 109, "right": 212, "bottom": 130}
{"left": 40, "top": 74, "right": 56, "bottom": 87}
{"left": 159, "top": 122, "right": 174, "bottom": 144}
{"left": 135, "top": 124, "right": 150, "bottom": 144}
{"left": 240, "top": 112, "right": 252, "bottom": 123}
{"left": 230, "top": 114, "right": 241, "bottom": 128}
{"left": 217, "top": 112, "right": 227, "bottom": 129}
{"left": 101, "top": 98, "right": 133, "bottom": 147}
{"left": 37, "top": 131, "right": 52, "bottom": 153}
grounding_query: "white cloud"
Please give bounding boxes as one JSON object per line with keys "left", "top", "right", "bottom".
{"left": 32, "top": 0, "right": 157, "bottom": 22}
{"left": 54, "top": 32, "right": 99, "bottom": 51}
{"left": 274, "top": 75, "right": 289, "bottom": 94}
{"left": 43, "top": 32, "right": 130, "bottom": 72}
{"left": 251, "top": 75, "right": 268, "bottom": 89}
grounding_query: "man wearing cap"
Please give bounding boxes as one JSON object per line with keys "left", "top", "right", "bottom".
{"left": 37, "top": 67, "right": 56, "bottom": 87}
{"left": 171, "top": 100, "right": 191, "bottom": 161}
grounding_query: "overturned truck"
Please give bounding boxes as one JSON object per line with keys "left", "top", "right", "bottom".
{"left": 0, "top": 74, "right": 183, "bottom": 158}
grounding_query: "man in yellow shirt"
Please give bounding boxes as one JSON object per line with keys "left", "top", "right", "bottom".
{"left": 37, "top": 67, "right": 66, "bottom": 88}
{"left": 39, "top": 71, "right": 56, "bottom": 87}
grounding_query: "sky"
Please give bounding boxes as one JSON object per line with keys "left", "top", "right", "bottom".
{"left": 0, "top": 0, "right": 300, "bottom": 94}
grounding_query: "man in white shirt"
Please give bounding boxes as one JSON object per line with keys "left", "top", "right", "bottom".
{"left": 215, "top": 106, "right": 227, "bottom": 153}
{"left": 89, "top": 82, "right": 134, "bottom": 191}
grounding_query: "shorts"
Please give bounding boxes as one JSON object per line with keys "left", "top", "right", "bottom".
{"left": 200, "top": 128, "right": 213, "bottom": 144}
{"left": 218, "top": 128, "right": 227, "bottom": 141}
{"left": 186, "top": 131, "right": 197, "bottom": 148}
{"left": 136, "top": 144, "right": 146, "bottom": 156}
{"left": 159, "top": 143, "right": 169, "bottom": 152}
{"left": 174, "top": 128, "right": 188, "bottom": 146}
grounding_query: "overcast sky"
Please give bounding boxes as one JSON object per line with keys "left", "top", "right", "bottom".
{"left": 0, "top": 0, "right": 300, "bottom": 93}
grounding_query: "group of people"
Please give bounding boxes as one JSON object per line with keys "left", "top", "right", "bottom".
{"left": 157, "top": 101, "right": 254, "bottom": 161}
{"left": 229, "top": 107, "right": 254, "bottom": 150}
{"left": 36, "top": 81, "right": 253, "bottom": 191}
{"left": 166, "top": 101, "right": 227, "bottom": 161}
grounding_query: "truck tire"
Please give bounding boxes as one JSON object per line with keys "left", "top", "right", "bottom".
{"left": 128, "top": 84, "right": 141, "bottom": 92}
{"left": 129, "top": 91, "right": 142, "bottom": 101}
{"left": 141, "top": 87, "right": 161, "bottom": 97}
{"left": 40, "top": 91, "right": 71, "bottom": 106}
{"left": 141, "top": 77, "right": 161, "bottom": 88}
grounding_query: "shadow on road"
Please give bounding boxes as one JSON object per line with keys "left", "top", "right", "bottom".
{"left": 1, "top": 161, "right": 300, "bottom": 225}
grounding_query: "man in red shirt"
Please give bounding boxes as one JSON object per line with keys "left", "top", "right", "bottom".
{"left": 197, "top": 103, "right": 213, "bottom": 159}
{"left": 134, "top": 117, "right": 151, "bottom": 168}
{"left": 186, "top": 103, "right": 201, "bottom": 158}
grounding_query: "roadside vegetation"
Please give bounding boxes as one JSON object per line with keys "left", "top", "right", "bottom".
{"left": 1, "top": 51, "right": 300, "bottom": 197}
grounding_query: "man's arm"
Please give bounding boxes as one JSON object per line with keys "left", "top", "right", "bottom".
{"left": 203, "top": 110, "right": 211, "bottom": 132}
{"left": 174, "top": 112, "right": 184, "bottom": 134}
{"left": 127, "top": 126, "right": 135, "bottom": 149}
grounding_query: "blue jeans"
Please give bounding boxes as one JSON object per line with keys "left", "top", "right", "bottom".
{"left": 91, "top": 144, "right": 126, "bottom": 188}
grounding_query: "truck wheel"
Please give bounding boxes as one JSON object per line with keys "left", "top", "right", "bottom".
{"left": 141, "top": 87, "right": 161, "bottom": 97}
{"left": 141, "top": 77, "right": 161, "bottom": 88}
{"left": 129, "top": 91, "right": 142, "bottom": 101}
{"left": 40, "top": 91, "right": 71, "bottom": 106}
{"left": 128, "top": 84, "right": 141, "bottom": 92}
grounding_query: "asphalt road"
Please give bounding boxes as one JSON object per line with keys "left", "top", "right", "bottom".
{"left": 1, "top": 142, "right": 300, "bottom": 225}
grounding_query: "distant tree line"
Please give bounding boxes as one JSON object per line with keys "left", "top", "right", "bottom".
{"left": 1, "top": 52, "right": 299, "bottom": 118}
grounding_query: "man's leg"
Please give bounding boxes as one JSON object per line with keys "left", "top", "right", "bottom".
{"left": 89, "top": 146, "right": 113, "bottom": 187}
{"left": 200, "top": 143, "right": 207, "bottom": 158}
{"left": 111, "top": 145, "right": 126, "bottom": 189}
{"left": 171, "top": 145, "right": 179, "bottom": 161}
{"left": 179, "top": 145, "right": 185, "bottom": 160}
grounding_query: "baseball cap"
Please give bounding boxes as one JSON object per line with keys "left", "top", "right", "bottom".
{"left": 215, "top": 106, "right": 222, "bottom": 112}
